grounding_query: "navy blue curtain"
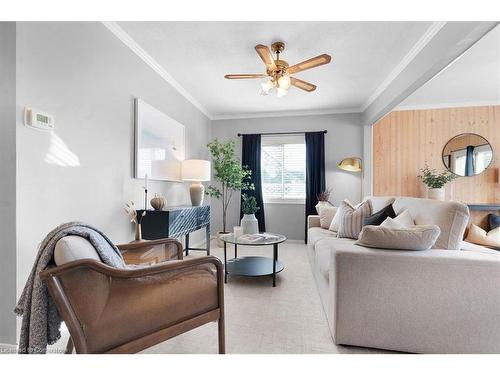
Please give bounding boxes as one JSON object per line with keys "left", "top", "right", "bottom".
{"left": 305, "top": 132, "right": 326, "bottom": 242}
{"left": 240, "top": 134, "right": 266, "bottom": 232}
{"left": 465, "top": 145, "right": 474, "bottom": 176}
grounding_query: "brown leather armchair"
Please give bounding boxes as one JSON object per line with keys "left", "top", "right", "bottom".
{"left": 40, "top": 238, "right": 225, "bottom": 354}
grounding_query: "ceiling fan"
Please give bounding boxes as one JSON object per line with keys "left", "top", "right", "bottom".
{"left": 224, "top": 41, "right": 332, "bottom": 97}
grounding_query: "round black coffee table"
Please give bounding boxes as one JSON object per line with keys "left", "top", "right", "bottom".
{"left": 219, "top": 233, "right": 286, "bottom": 287}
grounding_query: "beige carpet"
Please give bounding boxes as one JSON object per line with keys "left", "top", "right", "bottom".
{"left": 142, "top": 240, "right": 388, "bottom": 354}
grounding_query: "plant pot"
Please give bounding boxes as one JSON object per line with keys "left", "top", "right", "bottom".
{"left": 241, "top": 214, "right": 259, "bottom": 234}
{"left": 315, "top": 200, "right": 333, "bottom": 214}
{"left": 217, "top": 231, "right": 230, "bottom": 248}
{"left": 427, "top": 187, "right": 445, "bottom": 201}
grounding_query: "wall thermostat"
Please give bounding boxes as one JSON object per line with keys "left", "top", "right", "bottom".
{"left": 24, "top": 107, "right": 55, "bottom": 131}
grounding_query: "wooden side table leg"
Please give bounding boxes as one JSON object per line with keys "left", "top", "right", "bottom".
{"left": 185, "top": 233, "right": 190, "bottom": 256}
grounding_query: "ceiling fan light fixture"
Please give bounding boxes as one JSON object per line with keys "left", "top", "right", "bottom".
{"left": 276, "top": 87, "right": 288, "bottom": 98}
{"left": 261, "top": 79, "right": 275, "bottom": 95}
{"left": 278, "top": 74, "right": 291, "bottom": 90}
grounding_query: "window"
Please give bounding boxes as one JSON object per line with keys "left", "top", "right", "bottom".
{"left": 261, "top": 135, "right": 306, "bottom": 204}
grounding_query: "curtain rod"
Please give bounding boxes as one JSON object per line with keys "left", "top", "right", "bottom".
{"left": 237, "top": 130, "right": 327, "bottom": 137}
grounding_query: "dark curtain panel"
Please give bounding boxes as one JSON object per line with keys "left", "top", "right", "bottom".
{"left": 240, "top": 134, "right": 266, "bottom": 232}
{"left": 305, "top": 132, "right": 326, "bottom": 242}
{"left": 465, "top": 145, "right": 475, "bottom": 176}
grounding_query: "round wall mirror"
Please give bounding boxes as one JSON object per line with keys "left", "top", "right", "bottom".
{"left": 442, "top": 133, "right": 493, "bottom": 177}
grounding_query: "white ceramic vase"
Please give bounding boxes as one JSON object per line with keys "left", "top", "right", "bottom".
{"left": 241, "top": 214, "right": 259, "bottom": 234}
{"left": 427, "top": 187, "right": 445, "bottom": 201}
{"left": 315, "top": 201, "right": 333, "bottom": 214}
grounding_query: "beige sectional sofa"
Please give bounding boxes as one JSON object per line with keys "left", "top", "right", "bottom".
{"left": 307, "top": 196, "right": 500, "bottom": 353}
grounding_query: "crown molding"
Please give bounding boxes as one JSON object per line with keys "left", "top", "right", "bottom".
{"left": 102, "top": 21, "right": 213, "bottom": 119}
{"left": 394, "top": 100, "right": 500, "bottom": 111}
{"left": 103, "top": 21, "right": 449, "bottom": 122}
{"left": 211, "top": 107, "right": 362, "bottom": 121}
{"left": 361, "top": 21, "right": 447, "bottom": 112}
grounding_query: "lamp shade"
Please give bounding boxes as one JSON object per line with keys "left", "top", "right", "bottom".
{"left": 338, "top": 157, "right": 362, "bottom": 172}
{"left": 181, "top": 159, "right": 211, "bottom": 181}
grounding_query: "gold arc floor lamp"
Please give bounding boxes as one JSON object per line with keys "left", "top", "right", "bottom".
{"left": 338, "top": 157, "right": 363, "bottom": 202}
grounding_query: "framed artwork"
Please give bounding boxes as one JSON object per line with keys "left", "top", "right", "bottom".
{"left": 134, "top": 98, "right": 185, "bottom": 181}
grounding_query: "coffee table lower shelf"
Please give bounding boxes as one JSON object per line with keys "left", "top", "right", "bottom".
{"left": 226, "top": 256, "right": 284, "bottom": 278}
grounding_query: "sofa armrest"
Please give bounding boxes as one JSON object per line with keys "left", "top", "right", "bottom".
{"left": 330, "top": 245, "right": 500, "bottom": 353}
{"left": 308, "top": 215, "right": 321, "bottom": 230}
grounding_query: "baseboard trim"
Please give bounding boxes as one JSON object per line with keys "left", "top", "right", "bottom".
{"left": 0, "top": 343, "right": 17, "bottom": 354}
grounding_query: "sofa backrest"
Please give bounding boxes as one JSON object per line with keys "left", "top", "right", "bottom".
{"left": 365, "top": 196, "right": 469, "bottom": 250}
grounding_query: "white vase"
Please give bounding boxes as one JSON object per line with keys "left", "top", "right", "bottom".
{"left": 427, "top": 187, "right": 445, "bottom": 201}
{"left": 315, "top": 201, "right": 333, "bottom": 214}
{"left": 241, "top": 214, "right": 259, "bottom": 234}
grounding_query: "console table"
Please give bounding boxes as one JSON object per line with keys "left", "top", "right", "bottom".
{"left": 137, "top": 205, "right": 210, "bottom": 255}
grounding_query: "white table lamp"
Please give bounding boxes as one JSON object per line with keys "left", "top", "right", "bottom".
{"left": 182, "top": 159, "right": 211, "bottom": 206}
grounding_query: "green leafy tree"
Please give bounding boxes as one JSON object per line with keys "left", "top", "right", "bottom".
{"left": 206, "top": 139, "right": 254, "bottom": 232}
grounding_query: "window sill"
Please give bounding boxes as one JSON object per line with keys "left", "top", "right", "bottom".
{"left": 263, "top": 200, "right": 305, "bottom": 205}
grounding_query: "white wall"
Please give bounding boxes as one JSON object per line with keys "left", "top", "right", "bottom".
{"left": 15, "top": 22, "right": 211, "bottom": 314}
{"left": 0, "top": 22, "right": 17, "bottom": 345}
{"left": 211, "top": 113, "right": 363, "bottom": 241}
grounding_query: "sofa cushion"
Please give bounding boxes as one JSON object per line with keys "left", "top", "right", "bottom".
{"left": 318, "top": 206, "right": 338, "bottom": 229}
{"left": 363, "top": 204, "right": 396, "bottom": 226}
{"left": 314, "top": 237, "right": 357, "bottom": 280}
{"left": 54, "top": 235, "right": 101, "bottom": 265}
{"left": 392, "top": 197, "right": 469, "bottom": 250}
{"left": 356, "top": 225, "right": 441, "bottom": 251}
{"left": 337, "top": 200, "right": 372, "bottom": 239}
{"left": 308, "top": 227, "right": 338, "bottom": 246}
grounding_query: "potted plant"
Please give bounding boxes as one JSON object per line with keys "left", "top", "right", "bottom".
{"left": 316, "top": 188, "right": 333, "bottom": 213}
{"left": 418, "top": 164, "right": 457, "bottom": 200}
{"left": 241, "top": 194, "right": 260, "bottom": 234}
{"left": 206, "top": 139, "right": 254, "bottom": 246}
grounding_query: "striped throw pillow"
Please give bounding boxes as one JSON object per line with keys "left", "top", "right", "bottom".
{"left": 337, "top": 200, "right": 373, "bottom": 239}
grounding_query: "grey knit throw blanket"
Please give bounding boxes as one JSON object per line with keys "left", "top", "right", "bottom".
{"left": 14, "top": 222, "right": 126, "bottom": 354}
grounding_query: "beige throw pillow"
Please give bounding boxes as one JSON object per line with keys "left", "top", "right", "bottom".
{"left": 54, "top": 235, "right": 101, "bottom": 266}
{"left": 465, "top": 224, "right": 500, "bottom": 248}
{"left": 356, "top": 225, "right": 441, "bottom": 251}
{"left": 380, "top": 209, "right": 414, "bottom": 229}
{"left": 337, "top": 200, "right": 372, "bottom": 239}
{"left": 329, "top": 207, "right": 342, "bottom": 232}
{"left": 318, "top": 206, "right": 338, "bottom": 229}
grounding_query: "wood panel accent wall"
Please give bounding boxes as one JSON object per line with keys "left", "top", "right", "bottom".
{"left": 373, "top": 105, "right": 500, "bottom": 204}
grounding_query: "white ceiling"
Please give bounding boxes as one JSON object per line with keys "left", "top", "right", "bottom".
{"left": 398, "top": 25, "right": 500, "bottom": 109}
{"left": 117, "top": 21, "right": 434, "bottom": 118}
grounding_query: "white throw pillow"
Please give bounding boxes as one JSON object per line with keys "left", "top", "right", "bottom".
{"left": 54, "top": 235, "right": 101, "bottom": 266}
{"left": 356, "top": 225, "right": 441, "bottom": 251}
{"left": 465, "top": 224, "right": 500, "bottom": 249}
{"left": 329, "top": 206, "right": 342, "bottom": 232}
{"left": 337, "top": 199, "right": 372, "bottom": 239}
{"left": 380, "top": 209, "right": 414, "bottom": 229}
{"left": 318, "top": 206, "right": 338, "bottom": 229}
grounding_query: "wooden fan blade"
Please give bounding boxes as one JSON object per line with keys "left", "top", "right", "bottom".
{"left": 255, "top": 44, "right": 277, "bottom": 71}
{"left": 287, "top": 54, "right": 332, "bottom": 74}
{"left": 290, "top": 77, "right": 317, "bottom": 92}
{"left": 225, "top": 74, "right": 268, "bottom": 79}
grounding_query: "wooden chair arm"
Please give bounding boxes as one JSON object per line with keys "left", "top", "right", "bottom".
{"left": 40, "top": 255, "right": 222, "bottom": 280}
{"left": 116, "top": 238, "right": 184, "bottom": 264}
